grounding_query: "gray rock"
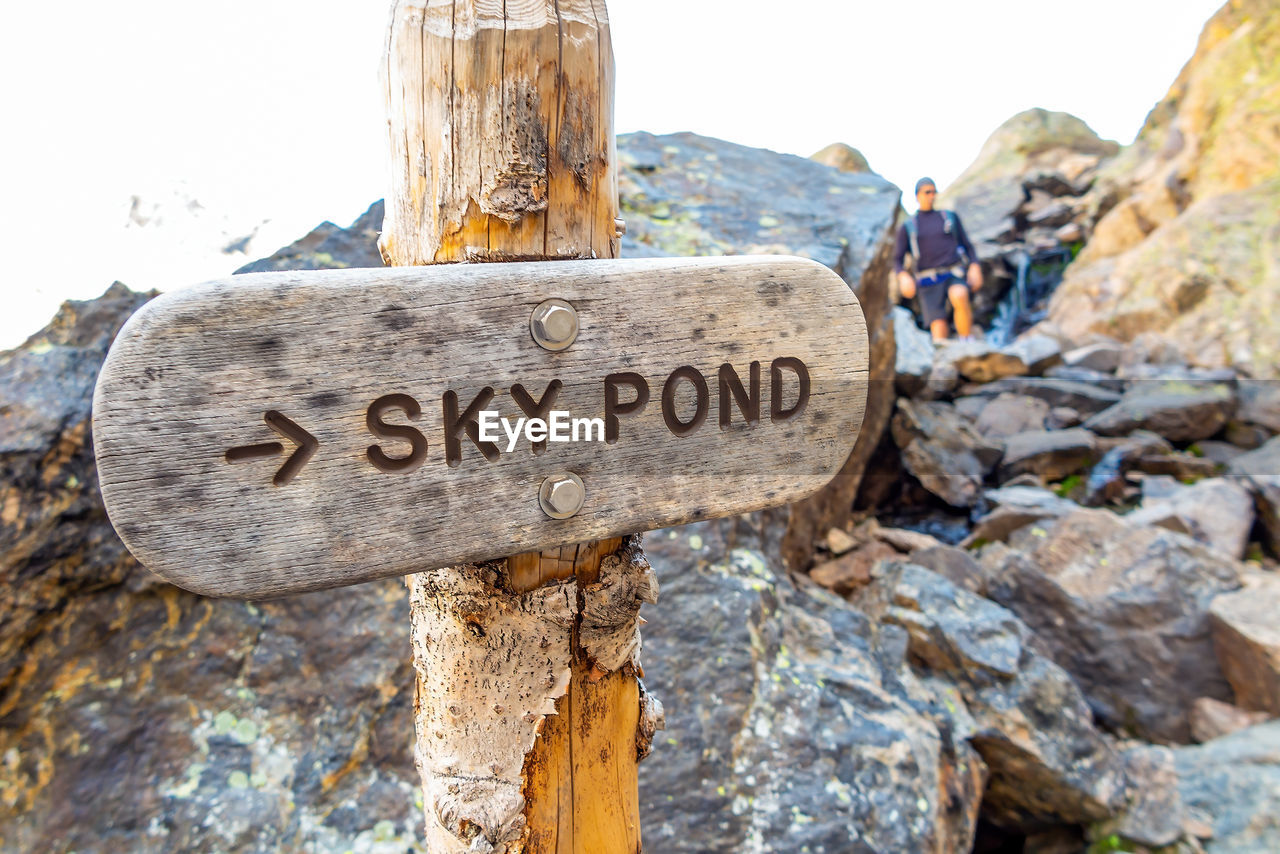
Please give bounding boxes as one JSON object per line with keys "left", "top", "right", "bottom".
{"left": 1085, "top": 384, "right": 1238, "bottom": 442}
{"left": 962, "top": 377, "right": 1123, "bottom": 415}
{"left": 1237, "top": 380, "right": 1280, "bottom": 433}
{"left": 858, "top": 564, "right": 1129, "bottom": 830}
{"left": 974, "top": 393, "right": 1050, "bottom": 439}
{"left": 893, "top": 305, "right": 935, "bottom": 396}
{"left": 1043, "top": 364, "right": 1128, "bottom": 391}
{"left": 908, "top": 546, "right": 988, "bottom": 594}
{"left": 1194, "top": 439, "right": 1247, "bottom": 466}
{"left": 1046, "top": 406, "right": 1082, "bottom": 429}
{"left": 1126, "top": 477, "right": 1255, "bottom": 558}
{"left": 1175, "top": 721, "right": 1280, "bottom": 853}
{"left": 1228, "top": 437, "right": 1280, "bottom": 557}
{"left": 1209, "top": 571, "right": 1280, "bottom": 715}
{"left": 1063, "top": 341, "right": 1124, "bottom": 374}
{"left": 985, "top": 509, "right": 1243, "bottom": 743}
{"left": 1189, "top": 697, "right": 1269, "bottom": 743}
{"left": 1002, "top": 335, "right": 1063, "bottom": 376}
{"left": 963, "top": 485, "right": 1079, "bottom": 546}
{"left": 998, "top": 428, "right": 1098, "bottom": 482}
{"left": 891, "top": 400, "right": 1003, "bottom": 508}
{"left": 1092, "top": 745, "right": 1184, "bottom": 848}
{"left": 952, "top": 395, "right": 989, "bottom": 421}
{"left": 639, "top": 524, "right": 985, "bottom": 853}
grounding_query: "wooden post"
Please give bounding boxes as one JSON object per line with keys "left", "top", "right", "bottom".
{"left": 380, "top": 2, "right": 650, "bottom": 851}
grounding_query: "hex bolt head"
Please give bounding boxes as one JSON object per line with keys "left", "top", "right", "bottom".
{"left": 539, "top": 472, "right": 585, "bottom": 519}
{"left": 530, "top": 299, "right": 578, "bottom": 351}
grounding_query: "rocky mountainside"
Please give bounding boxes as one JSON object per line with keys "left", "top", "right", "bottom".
{"left": 1044, "top": 0, "right": 1280, "bottom": 377}
{"left": 5, "top": 7, "right": 1280, "bottom": 846}
{"left": 933, "top": 109, "right": 1118, "bottom": 338}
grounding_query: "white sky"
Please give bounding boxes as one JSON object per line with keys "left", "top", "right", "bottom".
{"left": 0, "top": 0, "right": 1222, "bottom": 350}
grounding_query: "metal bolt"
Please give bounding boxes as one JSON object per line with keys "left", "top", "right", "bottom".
{"left": 614, "top": 217, "right": 627, "bottom": 237}
{"left": 539, "top": 472, "right": 585, "bottom": 519}
{"left": 530, "top": 299, "right": 578, "bottom": 352}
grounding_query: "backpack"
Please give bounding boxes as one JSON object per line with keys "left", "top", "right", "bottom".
{"left": 905, "top": 209, "right": 962, "bottom": 265}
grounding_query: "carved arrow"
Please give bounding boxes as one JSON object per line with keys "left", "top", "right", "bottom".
{"left": 225, "top": 410, "right": 319, "bottom": 486}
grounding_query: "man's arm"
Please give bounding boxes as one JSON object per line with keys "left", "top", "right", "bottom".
{"left": 892, "top": 223, "right": 909, "bottom": 273}
{"left": 893, "top": 224, "right": 916, "bottom": 299}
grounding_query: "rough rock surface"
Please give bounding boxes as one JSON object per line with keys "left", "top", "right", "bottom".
{"left": 856, "top": 563, "right": 1128, "bottom": 831}
{"left": 964, "top": 486, "right": 1079, "bottom": 546}
{"left": 1083, "top": 384, "right": 1236, "bottom": 442}
{"left": 1175, "top": 721, "right": 1280, "bottom": 853}
{"left": 998, "top": 428, "right": 1098, "bottom": 482}
{"left": 1047, "top": 0, "right": 1280, "bottom": 377}
{"left": 984, "top": 509, "right": 1243, "bottom": 743}
{"left": 1095, "top": 745, "right": 1186, "bottom": 849}
{"left": 1, "top": 284, "right": 985, "bottom": 853}
{"left": 973, "top": 393, "right": 1051, "bottom": 439}
{"left": 1189, "top": 698, "right": 1269, "bottom": 743}
{"left": 1210, "top": 571, "right": 1280, "bottom": 714}
{"left": 1228, "top": 437, "right": 1280, "bottom": 557}
{"left": 1127, "top": 477, "right": 1255, "bottom": 558}
{"left": 891, "top": 399, "right": 1003, "bottom": 508}
{"left": 639, "top": 521, "right": 986, "bottom": 853}
{"left": 962, "top": 377, "right": 1122, "bottom": 416}
{"left": 1, "top": 286, "right": 428, "bottom": 853}
{"left": 893, "top": 306, "right": 936, "bottom": 396}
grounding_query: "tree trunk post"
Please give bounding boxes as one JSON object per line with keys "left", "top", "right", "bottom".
{"left": 380, "top": 2, "right": 658, "bottom": 851}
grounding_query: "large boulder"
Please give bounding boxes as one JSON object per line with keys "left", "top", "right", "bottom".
{"left": 997, "top": 428, "right": 1098, "bottom": 482}
{"left": 856, "top": 563, "right": 1129, "bottom": 832}
{"left": 983, "top": 509, "right": 1244, "bottom": 743}
{"left": 1048, "top": 0, "right": 1280, "bottom": 377}
{"left": 0, "top": 287, "right": 428, "bottom": 853}
{"left": 891, "top": 400, "right": 1003, "bottom": 508}
{"left": 618, "top": 132, "right": 903, "bottom": 570}
{"left": 1082, "top": 383, "right": 1236, "bottom": 442}
{"left": 1175, "top": 721, "right": 1280, "bottom": 853}
{"left": 1126, "top": 477, "right": 1255, "bottom": 559}
{"left": 639, "top": 523, "right": 985, "bottom": 853}
{"left": 1210, "top": 571, "right": 1280, "bottom": 715}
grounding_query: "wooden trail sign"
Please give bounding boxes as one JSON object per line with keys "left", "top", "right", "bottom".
{"left": 93, "top": 255, "right": 868, "bottom": 598}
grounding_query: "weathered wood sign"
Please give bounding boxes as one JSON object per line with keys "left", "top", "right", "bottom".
{"left": 93, "top": 255, "right": 868, "bottom": 598}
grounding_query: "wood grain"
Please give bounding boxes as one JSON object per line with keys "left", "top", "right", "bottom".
{"left": 92, "top": 256, "right": 869, "bottom": 598}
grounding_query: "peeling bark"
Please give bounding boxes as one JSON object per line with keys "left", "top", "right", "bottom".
{"left": 407, "top": 564, "right": 577, "bottom": 850}
{"left": 580, "top": 541, "right": 659, "bottom": 673}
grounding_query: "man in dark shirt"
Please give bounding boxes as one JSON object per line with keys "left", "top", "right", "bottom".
{"left": 893, "top": 177, "right": 983, "bottom": 341}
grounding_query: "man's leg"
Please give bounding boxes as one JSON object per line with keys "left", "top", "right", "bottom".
{"left": 929, "top": 318, "right": 949, "bottom": 341}
{"left": 949, "top": 284, "right": 973, "bottom": 338}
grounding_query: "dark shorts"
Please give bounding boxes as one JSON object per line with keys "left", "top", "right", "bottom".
{"left": 919, "top": 278, "right": 968, "bottom": 325}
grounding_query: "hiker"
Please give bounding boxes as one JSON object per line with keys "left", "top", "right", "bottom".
{"left": 893, "top": 177, "right": 983, "bottom": 341}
